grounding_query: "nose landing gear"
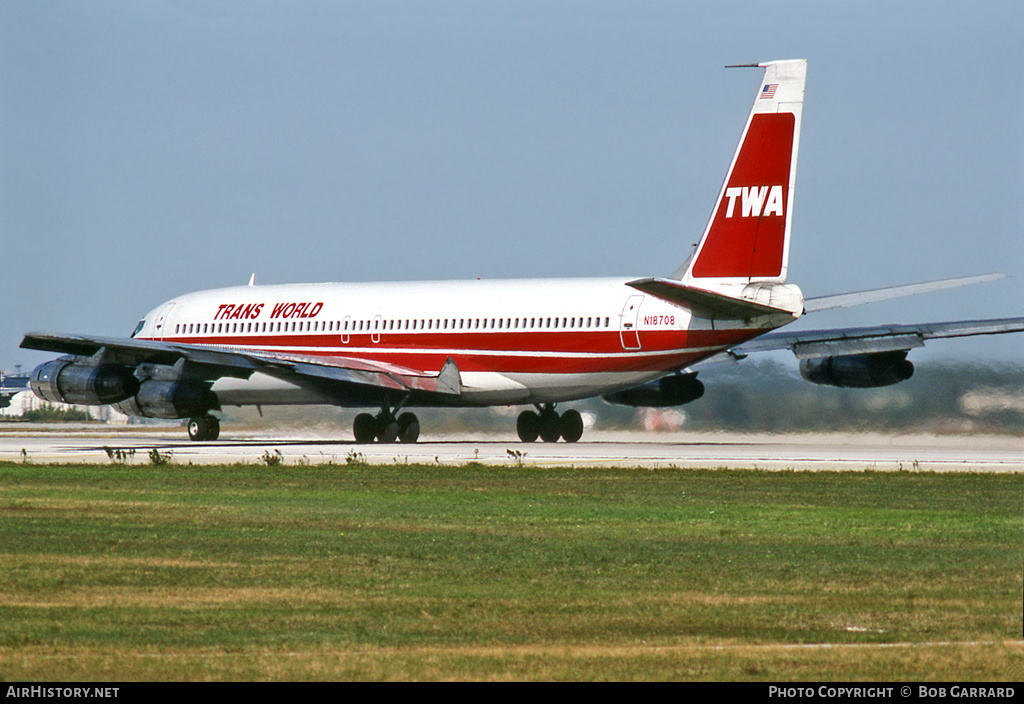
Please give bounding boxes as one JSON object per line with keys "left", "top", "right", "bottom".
{"left": 187, "top": 414, "right": 220, "bottom": 442}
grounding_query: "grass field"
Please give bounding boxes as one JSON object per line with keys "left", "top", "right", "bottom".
{"left": 0, "top": 460, "right": 1021, "bottom": 681}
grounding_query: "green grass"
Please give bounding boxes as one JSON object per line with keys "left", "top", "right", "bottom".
{"left": 0, "top": 461, "right": 1020, "bottom": 680}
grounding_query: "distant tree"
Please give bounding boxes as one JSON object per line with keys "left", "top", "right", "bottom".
{"left": 21, "top": 405, "right": 93, "bottom": 422}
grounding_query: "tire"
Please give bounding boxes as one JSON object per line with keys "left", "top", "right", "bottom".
{"left": 538, "top": 410, "right": 562, "bottom": 443}
{"left": 187, "top": 416, "right": 207, "bottom": 442}
{"left": 377, "top": 419, "right": 399, "bottom": 444}
{"left": 188, "top": 415, "right": 218, "bottom": 442}
{"left": 205, "top": 415, "right": 220, "bottom": 441}
{"left": 397, "top": 412, "right": 420, "bottom": 443}
{"left": 559, "top": 409, "right": 583, "bottom": 443}
{"left": 353, "top": 413, "right": 377, "bottom": 444}
{"left": 516, "top": 410, "right": 540, "bottom": 443}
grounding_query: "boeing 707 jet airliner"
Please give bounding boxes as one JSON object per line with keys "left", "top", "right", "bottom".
{"left": 22, "top": 60, "right": 1024, "bottom": 443}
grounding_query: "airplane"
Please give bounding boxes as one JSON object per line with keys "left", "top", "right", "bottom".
{"left": 0, "top": 371, "right": 30, "bottom": 410}
{"left": 20, "top": 59, "right": 1024, "bottom": 444}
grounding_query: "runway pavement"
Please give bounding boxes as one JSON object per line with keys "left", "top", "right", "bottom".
{"left": 1, "top": 424, "right": 1020, "bottom": 471}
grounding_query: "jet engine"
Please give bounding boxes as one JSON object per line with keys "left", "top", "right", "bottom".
{"left": 603, "top": 373, "right": 705, "bottom": 407}
{"left": 799, "top": 351, "right": 914, "bottom": 388}
{"left": 30, "top": 359, "right": 140, "bottom": 406}
{"left": 114, "top": 379, "right": 218, "bottom": 419}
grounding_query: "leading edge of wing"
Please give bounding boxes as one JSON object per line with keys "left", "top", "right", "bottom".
{"left": 724, "top": 317, "right": 1024, "bottom": 359}
{"left": 803, "top": 273, "right": 1005, "bottom": 313}
{"left": 20, "top": 332, "right": 462, "bottom": 397}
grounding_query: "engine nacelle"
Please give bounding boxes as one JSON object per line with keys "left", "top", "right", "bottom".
{"left": 30, "top": 360, "right": 140, "bottom": 406}
{"left": 114, "top": 379, "right": 218, "bottom": 419}
{"left": 799, "top": 351, "right": 914, "bottom": 388}
{"left": 603, "top": 373, "right": 705, "bottom": 407}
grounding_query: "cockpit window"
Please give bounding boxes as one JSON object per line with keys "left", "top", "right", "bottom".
{"left": 131, "top": 320, "right": 145, "bottom": 338}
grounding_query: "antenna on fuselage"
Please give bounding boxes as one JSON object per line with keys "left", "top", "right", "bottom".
{"left": 248, "top": 273, "right": 256, "bottom": 287}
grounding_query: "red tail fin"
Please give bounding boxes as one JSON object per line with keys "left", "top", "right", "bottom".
{"left": 680, "top": 60, "right": 806, "bottom": 283}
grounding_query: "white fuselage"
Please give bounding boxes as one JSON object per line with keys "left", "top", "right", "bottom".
{"left": 136, "top": 277, "right": 795, "bottom": 408}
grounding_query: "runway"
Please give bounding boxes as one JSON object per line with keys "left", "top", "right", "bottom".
{"left": 1, "top": 425, "right": 1020, "bottom": 471}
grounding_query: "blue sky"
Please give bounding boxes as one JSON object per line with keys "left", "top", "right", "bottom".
{"left": 2, "top": 0, "right": 1021, "bottom": 368}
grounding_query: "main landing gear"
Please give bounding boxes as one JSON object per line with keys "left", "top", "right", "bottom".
{"left": 187, "top": 414, "right": 220, "bottom": 441}
{"left": 516, "top": 405, "right": 583, "bottom": 443}
{"left": 353, "top": 408, "right": 420, "bottom": 444}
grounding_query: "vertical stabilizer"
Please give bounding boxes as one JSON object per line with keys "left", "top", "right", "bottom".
{"left": 674, "top": 60, "right": 806, "bottom": 283}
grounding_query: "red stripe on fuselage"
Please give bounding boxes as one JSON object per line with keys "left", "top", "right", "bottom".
{"left": 154, "top": 327, "right": 761, "bottom": 375}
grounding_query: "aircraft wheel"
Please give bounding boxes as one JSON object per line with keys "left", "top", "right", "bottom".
{"left": 559, "top": 409, "right": 583, "bottom": 443}
{"left": 538, "top": 410, "right": 562, "bottom": 443}
{"left": 205, "top": 415, "right": 220, "bottom": 441}
{"left": 376, "top": 418, "right": 400, "bottom": 444}
{"left": 516, "top": 410, "right": 540, "bottom": 443}
{"left": 397, "top": 412, "right": 420, "bottom": 443}
{"left": 188, "top": 414, "right": 219, "bottom": 442}
{"left": 353, "top": 413, "right": 377, "bottom": 444}
{"left": 187, "top": 416, "right": 205, "bottom": 441}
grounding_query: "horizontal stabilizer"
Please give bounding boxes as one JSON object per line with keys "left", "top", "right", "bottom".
{"left": 627, "top": 277, "right": 796, "bottom": 319}
{"left": 804, "top": 273, "right": 1004, "bottom": 313}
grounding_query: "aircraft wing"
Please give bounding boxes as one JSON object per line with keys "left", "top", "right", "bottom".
{"left": 695, "top": 317, "right": 1024, "bottom": 365}
{"left": 20, "top": 332, "right": 462, "bottom": 399}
